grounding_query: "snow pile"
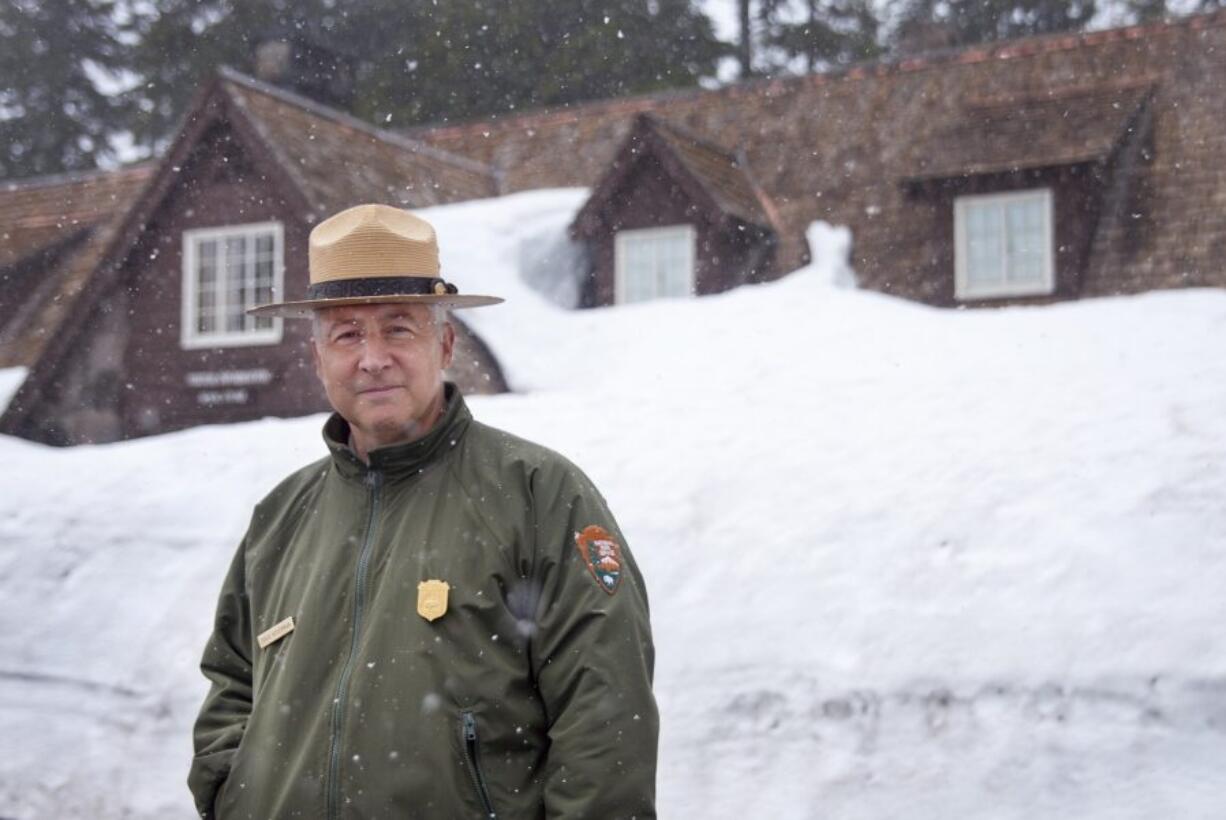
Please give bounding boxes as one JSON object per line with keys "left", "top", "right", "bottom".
{"left": 2, "top": 191, "right": 1226, "bottom": 819}
{"left": 0, "top": 366, "right": 26, "bottom": 413}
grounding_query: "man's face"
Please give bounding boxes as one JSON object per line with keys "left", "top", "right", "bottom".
{"left": 311, "top": 302, "right": 455, "bottom": 453}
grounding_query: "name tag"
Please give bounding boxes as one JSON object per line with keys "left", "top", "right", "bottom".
{"left": 257, "top": 616, "right": 296, "bottom": 649}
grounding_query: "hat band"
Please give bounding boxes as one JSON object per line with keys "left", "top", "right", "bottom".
{"left": 305, "top": 276, "right": 458, "bottom": 300}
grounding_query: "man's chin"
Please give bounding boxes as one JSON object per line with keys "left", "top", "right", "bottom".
{"left": 360, "top": 415, "right": 423, "bottom": 447}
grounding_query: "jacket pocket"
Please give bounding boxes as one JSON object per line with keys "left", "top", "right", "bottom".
{"left": 460, "top": 710, "right": 498, "bottom": 818}
{"left": 211, "top": 747, "right": 244, "bottom": 818}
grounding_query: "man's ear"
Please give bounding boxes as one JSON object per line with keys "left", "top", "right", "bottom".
{"left": 439, "top": 321, "right": 456, "bottom": 371}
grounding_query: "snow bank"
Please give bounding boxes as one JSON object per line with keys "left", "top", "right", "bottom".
{"left": 2, "top": 192, "right": 1225, "bottom": 819}
{"left": 0, "top": 366, "right": 26, "bottom": 413}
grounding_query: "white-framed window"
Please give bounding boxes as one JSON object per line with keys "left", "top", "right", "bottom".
{"left": 954, "top": 189, "right": 1055, "bottom": 300}
{"left": 614, "top": 224, "right": 696, "bottom": 304}
{"left": 181, "top": 221, "right": 284, "bottom": 349}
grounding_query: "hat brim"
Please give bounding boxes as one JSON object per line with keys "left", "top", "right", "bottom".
{"left": 248, "top": 293, "right": 504, "bottom": 319}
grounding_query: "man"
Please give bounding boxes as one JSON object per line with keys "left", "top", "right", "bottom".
{"left": 188, "top": 204, "right": 658, "bottom": 819}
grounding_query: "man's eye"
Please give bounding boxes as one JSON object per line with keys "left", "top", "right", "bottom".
{"left": 389, "top": 325, "right": 415, "bottom": 336}
{"left": 332, "top": 330, "right": 359, "bottom": 343}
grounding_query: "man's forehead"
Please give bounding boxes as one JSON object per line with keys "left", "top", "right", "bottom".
{"left": 315, "top": 303, "right": 434, "bottom": 326}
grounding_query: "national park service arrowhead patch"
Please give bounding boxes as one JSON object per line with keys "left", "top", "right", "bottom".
{"left": 574, "top": 525, "right": 623, "bottom": 595}
{"left": 417, "top": 579, "right": 450, "bottom": 622}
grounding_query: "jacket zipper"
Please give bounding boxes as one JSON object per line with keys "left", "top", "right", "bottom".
{"left": 326, "top": 469, "right": 383, "bottom": 820}
{"left": 461, "top": 711, "right": 498, "bottom": 818}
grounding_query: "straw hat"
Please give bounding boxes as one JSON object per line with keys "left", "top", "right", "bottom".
{"left": 248, "top": 203, "right": 502, "bottom": 318}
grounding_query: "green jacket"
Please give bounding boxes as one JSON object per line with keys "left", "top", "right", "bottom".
{"left": 188, "top": 387, "right": 658, "bottom": 819}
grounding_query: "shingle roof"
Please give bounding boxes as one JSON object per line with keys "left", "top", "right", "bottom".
{"left": 417, "top": 12, "right": 1226, "bottom": 294}
{"left": 0, "top": 165, "right": 154, "bottom": 269}
{"left": 647, "top": 116, "right": 776, "bottom": 230}
{"left": 572, "top": 113, "right": 778, "bottom": 238}
{"left": 905, "top": 83, "right": 1155, "bottom": 181}
{"left": 0, "top": 164, "right": 155, "bottom": 367}
{"left": 218, "top": 68, "right": 497, "bottom": 213}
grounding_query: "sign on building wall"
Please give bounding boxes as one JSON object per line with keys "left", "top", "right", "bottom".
{"left": 185, "top": 368, "right": 273, "bottom": 406}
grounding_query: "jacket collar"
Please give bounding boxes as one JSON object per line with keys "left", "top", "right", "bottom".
{"left": 322, "top": 382, "right": 471, "bottom": 482}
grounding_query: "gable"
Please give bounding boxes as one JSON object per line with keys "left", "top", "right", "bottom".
{"left": 572, "top": 115, "right": 776, "bottom": 239}
{"left": 0, "top": 70, "right": 506, "bottom": 443}
{"left": 221, "top": 70, "right": 497, "bottom": 214}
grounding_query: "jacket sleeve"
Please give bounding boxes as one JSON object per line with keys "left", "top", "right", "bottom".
{"left": 187, "top": 531, "right": 254, "bottom": 819}
{"left": 529, "top": 463, "right": 659, "bottom": 819}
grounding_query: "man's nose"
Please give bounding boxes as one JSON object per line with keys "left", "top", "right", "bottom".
{"left": 358, "top": 334, "right": 392, "bottom": 372}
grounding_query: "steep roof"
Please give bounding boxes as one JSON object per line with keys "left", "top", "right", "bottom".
{"left": 0, "top": 164, "right": 155, "bottom": 367}
{"left": 572, "top": 113, "right": 777, "bottom": 237}
{"left": 649, "top": 116, "right": 777, "bottom": 230}
{"left": 217, "top": 68, "right": 497, "bottom": 213}
{"left": 0, "top": 164, "right": 154, "bottom": 269}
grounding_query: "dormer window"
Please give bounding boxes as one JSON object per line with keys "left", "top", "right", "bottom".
{"left": 954, "top": 189, "right": 1054, "bottom": 300}
{"left": 181, "top": 222, "right": 284, "bottom": 348}
{"left": 614, "top": 225, "right": 696, "bottom": 304}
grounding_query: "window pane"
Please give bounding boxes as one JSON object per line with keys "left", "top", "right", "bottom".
{"left": 958, "top": 192, "right": 1052, "bottom": 298}
{"left": 618, "top": 228, "right": 693, "bottom": 303}
{"left": 224, "top": 236, "right": 247, "bottom": 332}
{"left": 965, "top": 203, "right": 1003, "bottom": 284}
{"left": 253, "top": 233, "right": 276, "bottom": 331}
{"left": 186, "top": 226, "right": 280, "bottom": 342}
{"left": 196, "top": 239, "right": 217, "bottom": 333}
{"left": 254, "top": 253, "right": 274, "bottom": 301}
{"left": 622, "top": 237, "right": 654, "bottom": 303}
{"left": 198, "top": 240, "right": 216, "bottom": 287}
{"left": 1005, "top": 199, "right": 1045, "bottom": 283}
{"left": 625, "top": 251, "right": 654, "bottom": 303}
{"left": 658, "top": 236, "right": 687, "bottom": 297}
{"left": 197, "top": 308, "right": 215, "bottom": 334}
{"left": 256, "top": 229, "right": 274, "bottom": 330}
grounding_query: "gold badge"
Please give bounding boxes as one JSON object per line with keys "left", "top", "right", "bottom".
{"left": 417, "top": 580, "right": 450, "bottom": 622}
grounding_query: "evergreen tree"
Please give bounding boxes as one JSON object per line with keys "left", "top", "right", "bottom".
{"left": 890, "top": 0, "right": 1097, "bottom": 53}
{"left": 738, "top": 0, "right": 755, "bottom": 78}
{"left": 126, "top": 0, "right": 339, "bottom": 152}
{"left": 1126, "top": 0, "right": 1168, "bottom": 21}
{"left": 0, "top": 0, "right": 135, "bottom": 180}
{"left": 758, "top": 0, "right": 881, "bottom": 73}
{"left": 345, "top": 0, "right": 725, "bottom": 126}
{"left": 125, "top": 0, "right": 725, "bottom": 147}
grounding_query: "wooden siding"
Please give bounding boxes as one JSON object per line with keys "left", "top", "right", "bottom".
{"left": 899, "top": 163, "right": 1107, "bottom": 305}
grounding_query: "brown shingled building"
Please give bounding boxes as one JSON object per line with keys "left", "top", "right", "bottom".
{"left": 418, "top": 14, "right": 1226, "bottom": 305}
{"left": 3, "top": 13, "right": 1226, "bottom": 444}
{"left": 0, "top": 70, "right": 506, "bottom": 444}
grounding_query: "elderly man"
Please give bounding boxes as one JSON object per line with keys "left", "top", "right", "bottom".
{"left": 187, "top": 204, "right": 658, "bottom": 819}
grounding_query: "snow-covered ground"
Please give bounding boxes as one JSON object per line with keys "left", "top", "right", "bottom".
{"left": 0, "top": 366, "right": 25, "bottom": 414}
{"left": 2, "top": 191, "right": 1225, "bottom": 819}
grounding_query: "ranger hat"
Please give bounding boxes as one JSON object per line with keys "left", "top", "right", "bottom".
{"left": 248, "top": 203, "right": 502, "bottom": 318}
